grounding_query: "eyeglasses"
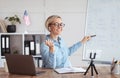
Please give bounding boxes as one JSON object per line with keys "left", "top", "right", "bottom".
{"left": 49, "top": 22, "right": 65, "bottom": 27}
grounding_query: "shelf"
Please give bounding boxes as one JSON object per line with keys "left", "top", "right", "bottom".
{"left": 0, "top": 33, "right": 45, "bottom": 67}
{"left": 0, "top": 33, "right": 45, "bottom": 56}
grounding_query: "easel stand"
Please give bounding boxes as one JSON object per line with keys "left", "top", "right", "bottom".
{"left": 84, "top": 53, "right": 98, "bottom": 77}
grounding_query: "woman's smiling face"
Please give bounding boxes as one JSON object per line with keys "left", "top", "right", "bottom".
{"left": 49, "top": 18, "right": 65, "bottom": 36}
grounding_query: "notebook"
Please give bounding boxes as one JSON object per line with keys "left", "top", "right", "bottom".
{"left": 54, "top": 67, "right": 86, "bottom": 74}
{"left": 5, "top": 54, "right": 44, "bottom": 76}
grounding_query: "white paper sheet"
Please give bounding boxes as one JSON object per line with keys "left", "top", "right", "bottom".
{"left": 54, "top": 67, "right": 86, "bottom": 74}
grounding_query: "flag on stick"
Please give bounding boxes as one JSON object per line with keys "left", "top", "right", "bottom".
{"left": 23, "top": 10, "right": 30, "bottom": 26}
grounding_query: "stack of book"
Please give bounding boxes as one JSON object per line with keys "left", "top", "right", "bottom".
{"left": 1, "top": 35, "right": 10, "bottom": 56}
{"left": 24, "top": 35, "right": 40, "bottom": 55}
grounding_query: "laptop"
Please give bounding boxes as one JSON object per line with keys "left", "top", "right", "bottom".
{"left": 5, "top": 54, "right": 44, "bottom": 76}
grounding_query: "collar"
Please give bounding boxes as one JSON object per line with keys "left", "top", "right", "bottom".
{"left": 46, "top": 34, "right": 61, "bottom": 41}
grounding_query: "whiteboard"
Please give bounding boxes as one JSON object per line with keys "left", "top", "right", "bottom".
{"left": 83, "top": 0, "right": 120, "bottom": 63}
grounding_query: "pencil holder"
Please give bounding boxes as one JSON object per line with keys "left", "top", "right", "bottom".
{"left": 111, "top": 64, "right": 120, "bottom": 74}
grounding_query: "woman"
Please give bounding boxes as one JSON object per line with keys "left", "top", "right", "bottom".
{"left": 40, "top": 15, "right": 91, "bottom": 69}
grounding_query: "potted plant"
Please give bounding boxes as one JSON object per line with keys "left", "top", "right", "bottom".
{"left": 5, "top": 15, "right": 21, "bottom": 33}
{"left": 11, "top": 46, "right": 20, "bottom": 54}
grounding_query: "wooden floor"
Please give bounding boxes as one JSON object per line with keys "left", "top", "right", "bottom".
{"left": 0, "top": 66, "right": 120, "bottom": 78}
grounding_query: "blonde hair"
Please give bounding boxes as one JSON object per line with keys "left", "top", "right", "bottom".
{"left": 45, "top": 15, "right": 61, "bottom": 31}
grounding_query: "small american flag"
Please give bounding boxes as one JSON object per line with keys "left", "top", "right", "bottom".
{"left": 23, "top": 10, "right": 30, "bottom": 26}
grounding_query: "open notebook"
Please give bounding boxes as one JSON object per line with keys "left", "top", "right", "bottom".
{"left": 54, "top": 67, "right": 86, "bottom": 74}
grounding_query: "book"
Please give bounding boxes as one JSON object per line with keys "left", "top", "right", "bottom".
{"left": 1, "top": 35, "right": 10, "bottom": 56}
{"left": 30, "top": 40, "right": 35, "bottom": 55}
{"left": 24, "top": 40, "right": 30, "bottom": 55}
{"left": 0, "top": 19, "right": 7, "bottom": 33}
{"left": 54, "top": 67, "right": 86, "bottom": 74}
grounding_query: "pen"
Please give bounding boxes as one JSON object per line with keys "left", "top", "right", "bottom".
{"left": 90, "top": 35, "right": 96, "bottom": 37}
{"left": 111, "top": 59, "right": 116, "bottom": 71}
{"left": 117, "top": 60, "right": 119, "bottom": 64}
{"left": 119, "top": 61, "right": 120, "bottom": 64}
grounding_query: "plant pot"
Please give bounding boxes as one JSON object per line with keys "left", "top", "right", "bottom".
{"left": 7, "top": 25, "right": 16, "bottom": 33}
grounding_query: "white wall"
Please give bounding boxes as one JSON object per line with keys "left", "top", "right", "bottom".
{"left": 0, "top": 0, "right": 89, "bottom": 67}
